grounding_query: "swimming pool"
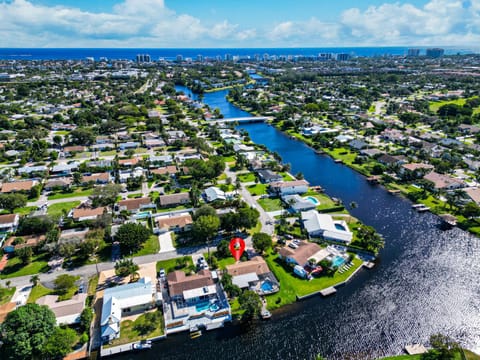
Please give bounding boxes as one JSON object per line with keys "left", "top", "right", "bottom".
{"left": 135, "top": 211, "right": 151, "bottom": 219}
{"left": 331, "top": 255, "right": 346, "bottom": 268}
{"left": 334, "top": 223, "right": 347, "bottom": 231}
{"left": 195, "top": 301, "right": 210, "bottom": 312}
{"left": 260, "top": 280, "right": 274, "bottom": 292}
{"left": 304, "top": 196, "right": 319, "bottom": 205}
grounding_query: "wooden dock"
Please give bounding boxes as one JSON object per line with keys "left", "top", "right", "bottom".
{"left": 364, "top": 262, "right": 375, "bottom": 269}
{"left": 440, "top": 214, "right": 457, "bottom": 227}
{"left": 388, "top": 189, "right": 401, "bottom": 195}
{"left": 320, "top": 287, "right": 337, "bottom": 296}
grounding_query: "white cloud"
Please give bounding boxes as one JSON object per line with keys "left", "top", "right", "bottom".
{"left": 1, "top": 0, "right": 480, "bottom": 47}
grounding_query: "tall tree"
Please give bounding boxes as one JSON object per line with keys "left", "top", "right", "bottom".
{"left": 115, "top": 223, "right": 151, "bottom": 254}
{"left": 252, "top": 232, "right": 273, "bottom": 254}
{"left": 90, "top": 183, "right": 122, "bottom": 207}
{"left": 192, "top": 215, "right": 220, "bottom": 243}
{"left": 238, "top": 290, "right": 262, "bottom": 320}
{"left": 0, "top": 193, "right": 27, "bottom": 213}
{"left": 115, "top": 258, "right": 140, "bottom": 281}
{"left": 42, "top": 327, "right": 77, "bottom": 359}
{"left": 0, "top": 303, "right": 56, "bottom": 360}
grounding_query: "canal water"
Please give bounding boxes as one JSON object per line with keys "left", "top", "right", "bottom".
{"left": 118, "top": 87, "right": 480, "bottom": 359}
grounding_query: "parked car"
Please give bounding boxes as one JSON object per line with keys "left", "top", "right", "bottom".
{"left": 159, "top": 268, "right": 166, "bottom": 279}
{"left": 288, "top": 243, "right": 298, "bottom": 249}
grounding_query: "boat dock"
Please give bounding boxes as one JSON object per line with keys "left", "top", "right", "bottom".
{"left": 320, "top": 287, "right": 337, "bottom": 297}
{"left": 405, "top": 344, "right": 428, "bottom": 355}
{"left": 440, "top": 214, "right": 457, "bottom": 227}
{"left": 388, "top": 189, "right": 401, "bottom": 195}
{"left": 412, "top": 204, "right": 430, "bottom": 212}
{"left": 367, "top": 176, "right": 381, "bottom": 184}
{"left": 364, "top": 262, "right": 375, "bottom": 269}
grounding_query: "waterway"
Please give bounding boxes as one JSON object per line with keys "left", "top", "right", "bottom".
{"left": 119, "top": 86, "right": 480, "bottom": 359}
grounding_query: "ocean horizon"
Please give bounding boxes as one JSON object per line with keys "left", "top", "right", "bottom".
{"left": 0, "top": 46, "right": 477, "bottom": 61}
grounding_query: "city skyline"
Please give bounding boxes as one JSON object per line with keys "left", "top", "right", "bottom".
{"left": 1, "top": 0, "right": 480, "bottom": 48}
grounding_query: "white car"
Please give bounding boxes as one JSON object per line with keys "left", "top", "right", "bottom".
{"left": 288, "top": 242, "right": 298, "bottom": 249}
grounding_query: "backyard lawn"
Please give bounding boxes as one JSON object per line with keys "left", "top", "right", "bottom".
{"left": 104, "top": 310, "right": 164, "bottom": 348}
{"left": 264, "top": 252, "right": 363, "bottom": 310}
{"left": 12, "top": 206, "right": 37, "bottom": 215}
{"left": 324, "top": 147, "right": 357, "bottom": 165}
{"left": 0, "top": 254, "right": 50, "bottom": 279}
{"left": 48, "top": 188, "right": 93, "bottom": 200}
{"left": 0, "top": 286, "right": 15, "bottom": 305}
{"left": 279, "top": 172, "right": 295, "bottom": 181}
{"left": 156, "top": 256, "right": 194, "bottom": 274}
{"left": 237, "top": 172, "right": 256, "bottom": 183}
{"left": 47, "top": 201, "right": 81, "bottom": 217}
{"left": 257, "top": 198, "right": 284, "bottom": 212}
{"left": 133, "top": 235, "right": 160, "bottom": 257}
{"left": 27, "top": 284, "right": 53, "bottom": 303}
{"left": 247, "top": 183, "right": 268, "bottom": 196}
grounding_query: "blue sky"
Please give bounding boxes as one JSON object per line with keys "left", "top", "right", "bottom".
{"left": 0, "top": 0, "right": 479, "bottom": 47}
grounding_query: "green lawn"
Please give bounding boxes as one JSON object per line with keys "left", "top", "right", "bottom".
{"left": 324, "top": 147, "right": 357, "bottom": 165}
{"left": 47, "top": 188, "right": 93, "bottom": 200}
{"left": 157, "top": 204, "right": 190, "bottom": 213}
{"left": 237, "top": 172, "right": 256, "bottom": 183}
{"left": 205, "top": 253, "right": 235, "bottom": 270}
{"left": 27, "top": 284, "right": 54, "bottom": 303}
{"left": 132, "top": 235, "right": 160, "bottom": 257}
{"left": 217, "top": 173, "right": 227, "bottom": 181}
{"left": 429, "top": 97, "right": 468, "bottom": 112}
{"left": 47, "top": 201, "right": 81, "bottom": 217}
{"left": 264, "top": 252, "right": 363, "bottom": 310}
{"left": 104, "top": 310, "right": 164, "bottom": 348}
{"left": 127, "top": 193, "right": 143, "bottom": 198}
{"left": 88, "top": 274, "right": 99, "bottom": 296}
{"left": 247, "top": 183, "right": 268, "bottom": 196}
{"left": 13, "top": 206, "right": 37, "bottom": 215}
{"left": 0, "top": 286, "right": 15, "bottom": 305}
{"left": 379, "top": 350, "right": 480, "bottom": 360}
{"left": 257, "top": 198, "right": 284, "bottom": 212}
{"left": 100, "top": 150, "right": 117, "bottom": 156}
{"left": 279, "top": 172, "right": 295, "bottom": 181}
{"left": 156, "top": 256, "right": 194, "bottom": 274}
{"left": 0, "top": 254, "right": 50, "bottom": 279}
{"left": 54, "top": 130, "right": 70, "bottom": 135}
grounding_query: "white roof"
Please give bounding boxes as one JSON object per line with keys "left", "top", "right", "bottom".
{"left": 204, "top": 187, "right": 226, "bottom": 202}
{"left": 183, "top": 285, "right": 217, "bottom": 300}
{"left": 232, "top": 273, "right": 259, "bottom": 289}
{"left": 301, "top": 211, "right": 353, "bottom": 242}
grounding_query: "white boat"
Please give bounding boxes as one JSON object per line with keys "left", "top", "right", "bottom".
{"left": 190, "top": 330, "right": 202, "bottom": 339}
{"left": 261, "top": 309, "right": 272, "bottom": 319}
{"left": 132, "top": 340, "right": 152, "bottom": 350}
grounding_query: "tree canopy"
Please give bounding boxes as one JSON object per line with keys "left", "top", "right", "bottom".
{"left": 115, "top": 223, "right": 151, "bottom": 254}
{"left": 0, "top": 193, "right": 27, "bottom": 213}
{"left": 252, "top": 232, "right": 273, "bottom": 254}
{"left": 238, "top": 289, "right": 262, "bottom": 320}
{"left": 0, "top": 303, "right": 56, "bottom": 360}
{"left": 90, "top": 183, "right": 122, "bottom": 207}
{"left": 192, "top": 215, "right": 220, "bottom": 243}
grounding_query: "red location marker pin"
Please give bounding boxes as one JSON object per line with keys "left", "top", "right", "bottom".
{"left": 229, "top": 237, "right": 245, "bottom": 261}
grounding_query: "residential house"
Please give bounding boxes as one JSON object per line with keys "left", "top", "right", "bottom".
{"left": 51, "top": 162, "right": 79, "bottom": 176}
{"left": 381, "top": 128, "right": 405, "bottom": 142}
{"left": 1, "top": 180, "right": 37, "bottom": 193}
{"left": 233, "top": 144, "right": 255, "bottom": 153}
{"left": 149, "top": 155, "right": 173, "bottom": 165}
{"left": 301, "top": 210, "right": 353, "bottom": 244}
{"left": 282, "top": 194, "right": 316, "bottom": 212}
{"left": 423, "top": 172, "right": 466, "bottom": 191}
{"left": 17, "top": 165, "right": 48, "bottom": 176}
{"left": 150, "top": 166, "right": 178, "bottom": 177}
{"left": 58, "top": 228, "right": 89, "bottom": 245}
{"left": 36, "top": 294, "right": 88, "bottom": 325}
{"left": 348, "top": 139, "right": 368, "bottom": 150}
{"left": 118, "top": 157, "right": 141, "bottom": 167}
{"left": 2, "top": 234, "right": 45, "bottom": 253}
{"left": 156, "top": 213, "right": 193, "bottom": 233}
{"left": 377, "top": 154, "right": 407, "bottom": 167}
{"left": 166, "top": 130, "right": 188, "bottom": 144}
{"left": 464, "top": 188, "right": 480, "bottom": 205}
{"left": 256, "top": 169, "right": 282, "bottom": 183}
{"left": 0, "top": 214, "right": 19, "bottom": 234}
{"left": 118, "top": 142, "right": 140, "bottom": 150}
{"left": 145, "top": 138, "right": 166, "bottom": 149}
{"left": 204, "top": 187, "right": 226, "bottom": 202}
{"left": 278, "top": 241, "right": 325, "bottom": 266}
{"left": 360, "top": 148, "right": 384, "bottom": 158}
{"left": 165, "top": 269, "right": 231, "bottom": 334}
{"left": 269, "top": 180, "right": 309, "bottom": 196}
{"left": 400, "top": 163, "right": 434, "bottom": 179}
{"left": 158, "top": 193, "right": 190, "bottom": 208}
{"left": 225, "top": 256, "right": 279, "bottom": 295}
{"left": 63, "top": 145, "right": 86, "bottom": 156}
{"left": 81, "top": 172, "right": 111, "bottom": 185}
{"left": 101, "top": 277, "right": 158, "bottom": 342}
{"left": 72, "top": 207, "right": 107, "bottom": 222}
{"left": 44, "top": 177, "right": 72, "bottom": 191}
{"left": 117, "top": 197, "right": 155, "bottom": 213}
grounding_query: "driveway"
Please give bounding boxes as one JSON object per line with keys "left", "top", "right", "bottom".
{"left": 158, "top": 232, "right": 175, "bottom": 253}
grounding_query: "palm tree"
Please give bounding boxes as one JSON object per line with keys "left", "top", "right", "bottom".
{"left": 30, "top": 275, "right": 40, "bottom": 287}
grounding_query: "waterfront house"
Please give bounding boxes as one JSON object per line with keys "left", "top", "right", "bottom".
{"left": 156, "top": 213, "right": 193, "bottom": 233}
{"left": 101, "top": 277, "right": 158, "bottom": 342}
{"left": 1, "top": 180, "right": 37, "bottom": 193}
{"left": 400, "top": 163, "right": 434, "bottom": 179}
{"left": 278, "top": 241, "right": 325, "bottom": 266}
{"left": 116, "top": 197, "right": 155, "bottom": 213}
{"left": 282, "top": 194, "right": 316, "bottom": 212}
{"left": 36, "top": 293, "right": 87, "bottom": 326}
{"left": 165, "top": 269, "right": 231, "bottom": 334}
{"left": 158, "top": 193, "right": 190, "bottom": 208}
{"left": 256, "top": 169, "right": 282, "bottom": 183}
{"left": 270, "top": 180, "right": 309, "bottom": 196}
{"left": 301, "top": 210, "right": 353, "bottom": 244}
{"left": 423, "top": 172, "right": 466, "bottom": 191}
{"left": 225, "top": 256, "right": 279, "bottom": 295}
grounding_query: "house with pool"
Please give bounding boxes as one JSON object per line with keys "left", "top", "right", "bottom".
{"left": 301, "top": 210, "right": 353, "bottom": 244}
{"left": 282, "top": 194, "right": 317, "bottom": 212}
{"left": 164, "top": 269, "right": 231, "bottom": 334}
{"left": 269, "top": 179, "right": 310, "bottom": 196}
{"left": 225, "top": 256, "right": 279, "bottom": 295}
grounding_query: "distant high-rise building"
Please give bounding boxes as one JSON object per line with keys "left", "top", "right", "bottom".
{"left": 254, "top": 54, "right": 261, "bottom": 62}
{"left": 196, "top": 54, "right": 204, "bottom": 62}
{"left": 407, "top": 49, "right": 420, "bottom": 57}
{"left": 224, "top": 53, "right": 233, "bottom": 61}
{"left": 263, "top": 53, "right": 270, "bottom": 61}
{"left": 336, "top": 53, "right": 351, "bottom": 61}
{"left": 319, "top": 53, "right": 333, "bottom": 61}
{"left": 176, "top": 54, "right": 183, "bottom": 62}
{"left": 136, "top": 54, "right": 151, "bottom": 63}
{"left": 426, "top": 48, "right": 444, "bottom": 58}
